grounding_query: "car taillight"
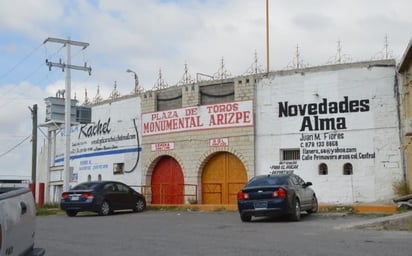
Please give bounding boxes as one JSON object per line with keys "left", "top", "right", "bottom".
{"left": 272, "top": 188, "right": 287, "bottom": 198}
{"left": 237, "top": 191, "right": 249, "bottom": 200}
{"left": 61, "top": 192, "right": 70, "bottom": 199}
{"left": 82, "top": 192, "right": 94, "bottom": 199}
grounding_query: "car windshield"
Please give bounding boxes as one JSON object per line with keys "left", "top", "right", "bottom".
{"left": 72, "top": 182, "right": 100, "bottom": 190}
{"left": 247, "top": 175, "right": 288, "bottom": 187}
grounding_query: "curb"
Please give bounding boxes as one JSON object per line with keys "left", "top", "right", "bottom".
{"left": 353, "top": 204, "right": 397, "bottom": 213}
{"left": 337, "top": 211, "right": 412, "bottom": 230}
{"left": 148, "top": 204, "right": 399, "bottom": 213}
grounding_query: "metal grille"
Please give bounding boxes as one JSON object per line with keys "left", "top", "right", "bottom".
{"left": 281, "top": 149, "right": 300, "bottom": 160}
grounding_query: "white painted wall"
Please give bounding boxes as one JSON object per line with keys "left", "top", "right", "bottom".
{"left": 54, "top": 97, "right": 142, "bottom": 188}
{"left": 255, "top": 64, "right": 403, "bottom": 204}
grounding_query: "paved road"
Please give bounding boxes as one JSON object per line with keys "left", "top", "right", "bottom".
{"left": 35, "top": 211, "right": 411, "bottom": 256}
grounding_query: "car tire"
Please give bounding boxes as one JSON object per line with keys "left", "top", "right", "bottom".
{"left": 290, "top": 198, "right": 301, "bottom": 221}
{"left": 307, "top": 196, "right": 318, "bottom": 214}
{"left": 66, "top": 210, "right": 78, "bottom": 217}
{"left": 134, "top": 198, "right": 146, "bottom": 212}
{"left": 99, "top": 200, "right": 111, "bottom": 216}
{"left": 240, "top": 214, "right": 252, "bottom": 222}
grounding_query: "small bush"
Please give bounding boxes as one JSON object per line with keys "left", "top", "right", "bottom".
{"left": 392, "top": 180, "right": 410, "bottom": 196}
{"left": 319, "top": 205, "right": 354, "bottom": 213}
{"left": 41, "top": 203, "right": 60, "bottom": 209}
{"left": 187, "top": 198, "right": 198, "bottom": 204}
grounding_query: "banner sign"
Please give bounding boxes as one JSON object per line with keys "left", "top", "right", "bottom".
{"left": 142, "top": 100, "right": 253, "bottom": 136}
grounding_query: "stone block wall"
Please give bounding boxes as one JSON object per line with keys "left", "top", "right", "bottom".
{"left": 140, "top": 75, "right": 257, "bottom": 187}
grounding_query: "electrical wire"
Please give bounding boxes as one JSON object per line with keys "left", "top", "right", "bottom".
{"left": 0, "top": 135, "right": 31, "bottom": 159}
{"left": 0, "top": 43, "right": 44, "bottom": 81}
{"left": 0, "top": 43, "right": 67, "bottom": 109}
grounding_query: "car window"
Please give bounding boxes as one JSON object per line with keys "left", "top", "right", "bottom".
{"left": 294, "top": 175, "right": 305, "bottom": 185}
{"left": 247, "top": 176, "right": 288, "bottom": 187}
{"left": 72, "top": 182, "right": 98, "bottom": 190}
{"left": 289, "top": 176, "right": 297, "bottom": 185}
{"left": 290, "top": 175, "right": 305, "bottom": 186}
{"left": 103, "top": 183, "right": 117, "bottom": 192}
{"left": 116, "top": 183, "right": 130, "bottom": 193}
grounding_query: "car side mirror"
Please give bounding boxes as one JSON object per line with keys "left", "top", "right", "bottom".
{"left": 305, "top": 182, "right": 313, "bottom": 187}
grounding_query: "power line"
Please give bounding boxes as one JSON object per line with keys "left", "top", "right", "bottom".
{"left": 0, "top": 135, "right": 31, "bottom": 159}
{"left": 0, "top": 43, "right": 44, "bottom": 81}
{"left": 0, "top": 42, "right": 66, "bottom": 109}
{"left": 0, "top": 42, "right": 65, "bottom": 89}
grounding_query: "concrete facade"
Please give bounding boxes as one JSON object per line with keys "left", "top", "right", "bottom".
{"left": 40, "top": 97, "right": 142, "bottom": 202}
{"left": 255, "top": 60, "right": 404, "bottom": 204}
{"left": 38, "top": 58, "right": 409, "bottom": 205}
{"left": 398, "top": 39, "right": 412, "bottom": 191}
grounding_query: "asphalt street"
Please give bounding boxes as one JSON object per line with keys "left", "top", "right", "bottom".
{"left": 35, "top": 210, "right": 412, "bottom": 256}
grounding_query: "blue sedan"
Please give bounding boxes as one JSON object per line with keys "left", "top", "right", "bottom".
{"left": 60, "top": 181, "right": 146, "bottom": 217}
{"left": 237, "top": 174, "right": 318, "bottom": 222}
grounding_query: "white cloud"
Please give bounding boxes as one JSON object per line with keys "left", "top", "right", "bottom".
{"left": 0, "top": 0, "right": 64, "bottom": 40}
{"left": 0, "top": 82, "right": 45, "bottom": 177}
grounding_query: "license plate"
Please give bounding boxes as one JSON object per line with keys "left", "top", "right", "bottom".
{"left": 254, "top": 201, "right": 267, "bottom": 209}
{"left": 71, "top": 196, "right": 79, "bottom": 201}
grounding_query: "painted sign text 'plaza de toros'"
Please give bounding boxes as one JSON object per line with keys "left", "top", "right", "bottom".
{"left": 255, "top": 60, "right": 403, "bottom": 204}
{"left": 141, "top": 101, "right": 253, "bottom": 136}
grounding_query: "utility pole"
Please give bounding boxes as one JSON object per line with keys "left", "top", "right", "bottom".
{"left": 29, "top": 104, "right": 37, "bottom": 198}
{"left": 266, "top": 0, "right": 270, "bottom": 73}
{"left": 44, "top": 37, "right": 91, "bottom": 192}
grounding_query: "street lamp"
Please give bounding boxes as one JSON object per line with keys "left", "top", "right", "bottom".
{"left": 126, "top": 69, "right": 143, "bottom": 94}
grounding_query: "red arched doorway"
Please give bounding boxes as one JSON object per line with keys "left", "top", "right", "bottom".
{"left": 202, "top": 152, "right": 247, "bottom": 204}
{"left": 151, "top": 156, "right": 184, "bottom": 204}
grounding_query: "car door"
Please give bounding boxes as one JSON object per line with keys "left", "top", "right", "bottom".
{"left": 103, "top": 183, "right": 121, "bottom": 210}
{"left": 116, "top": 183, "right": 136, "bottom": 210}
{"left": 289, "top": 175, "right": 304, "bottom": 204}
{"left": 294, "top": 175, "right": 312, "bottom": 208}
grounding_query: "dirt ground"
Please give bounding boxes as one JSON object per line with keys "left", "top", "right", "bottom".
{"left": 366, "top": 216, "right": 412, "bottom": 231}
{"left": 354, "top": 212, "right": 412, "bottom": 231}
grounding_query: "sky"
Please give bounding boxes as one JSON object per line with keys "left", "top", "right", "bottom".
{"left": 0, "top": 0, "right": 411, "bottom": 179}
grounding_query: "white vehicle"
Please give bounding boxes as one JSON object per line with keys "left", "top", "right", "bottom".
{"left": 0, "top": 187, "right": 45, "bottom": 255}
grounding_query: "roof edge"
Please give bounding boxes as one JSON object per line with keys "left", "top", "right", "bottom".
{"left": 398, "top": 38, "right": 412, "bottom": 72}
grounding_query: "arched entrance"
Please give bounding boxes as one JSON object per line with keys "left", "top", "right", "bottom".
{"left": 202, "top": 152, "right": 247, "bottom": 204}
{"left": 151, "top": 156, "right": 184, "bottom": 204}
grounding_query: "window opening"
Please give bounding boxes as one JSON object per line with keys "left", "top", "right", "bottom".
{"left": 281, "top": 149, "right": 300, "bottom": 161}
{"left": 318, "top": 163, "right": 328, "bottom": 175}
{"left": 113, "top": 163, "right": 124, "bottom": 175}
{"left": 343, "top": 163, "right": 353, "bottom": 175}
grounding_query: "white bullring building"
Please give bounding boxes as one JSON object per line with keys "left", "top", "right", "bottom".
{"left": 38, "top": 59, "right": 406, "bottom": 205}
{"left": 255, "top": 59, "right": 403, "bottom": 204}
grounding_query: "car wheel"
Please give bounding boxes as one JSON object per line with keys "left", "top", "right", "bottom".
{"left": 134, "top": 198, "right": 146, "bottom": 212}
{"left": 66, "top": 210, "right": 78, "bottom": 217}
{"left": 290, "top": 198, "right": 301, "bottom": 221}
{"left": 240, "top": 214, "right": 252, "bottom": 222}
{"left": 99, "top": 200, "right": 111, "bottom": 216}
{"left": 307, "top": 196, "right": 318, "bottom": 214}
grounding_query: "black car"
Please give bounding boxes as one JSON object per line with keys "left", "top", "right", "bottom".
{"left": 237, "top": 173, "right": 318, "bottom": 222}
{"left": 60, "top": 181, "right": 146, "bottom": 217}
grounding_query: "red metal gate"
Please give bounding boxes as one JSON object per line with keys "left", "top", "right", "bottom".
{"left": 151, "top": 156, "right": 184, "bottom": 204}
